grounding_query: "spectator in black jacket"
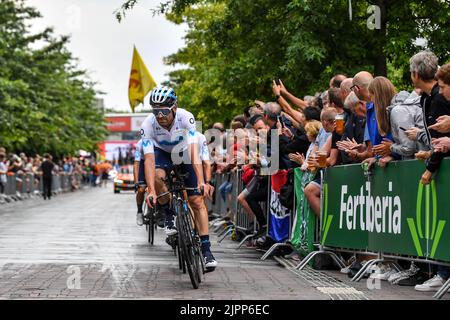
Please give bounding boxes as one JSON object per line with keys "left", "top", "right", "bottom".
{"left": 40, "top": 153, "right": 55, "bottom": 200}
{"left": 280, "top": 107, "right": 321, "bottom": 167}
{"left": 429, "top": 62, "right": 450, "bottom": 150}
{"left": 407, "top": 51, "right": 450, "bottom": 185}
{"left": 409, "top": 57, "right": 450, "bottom": 293}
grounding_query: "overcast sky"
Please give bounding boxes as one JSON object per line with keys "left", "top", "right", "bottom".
{"left": 26, "top": 0, "right": 186, "bottom": 112}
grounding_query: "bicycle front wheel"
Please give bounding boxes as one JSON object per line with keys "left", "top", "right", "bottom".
{"left": 176, "top": 200, "right": 201, "bottom": 289}
{"left": 148, "top": 206, "right": 155, "bottom": 245}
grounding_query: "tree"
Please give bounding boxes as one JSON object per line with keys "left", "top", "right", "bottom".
{"left": 119, "top": 0, "right": 450, "bottom": 127}
{"left": 0, "top": 0, "right": 107, "bottom": 157}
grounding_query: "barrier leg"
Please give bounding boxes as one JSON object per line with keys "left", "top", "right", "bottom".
{"left": 351, "top": 258, "right": 384, "bottom": 282}
{"left": 217, "top": 225, "right": 234, "bottom": 239}
{"left": 236, "top": 233, "right": 257, "bottom": 249}
{"left": 218, "top": 226, "right": 235, "bottom": 243}
{"left": 434, "top": 278, "right": 450, "bottom": 299}
{"left": 295, "top": 251, "right": 323, "bottom": 270}
{"left": 328, "top": 251, "right": 347, "bottom": 269}
{"left": 389, "top": 261, "right": 404, "bottom": 273}
{"left": 261, "top": 242, "right": 294, "bottom": 260}
{"left": 209, "top": 217, "right": 224, "bottom": 227}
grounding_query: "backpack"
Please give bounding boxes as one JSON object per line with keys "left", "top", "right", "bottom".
{"left": 279, "top": 169, "right": 294, "bottom": 209}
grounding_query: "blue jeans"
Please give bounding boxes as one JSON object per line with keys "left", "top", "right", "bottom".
{"left": 90, "top": 174, "right": 97, "bottom": 186}
{"left": 218, "top": 181, "right": 233, "bottom": 202}
{"left": 437, "top": 265, "right": 450, "bottom": 280}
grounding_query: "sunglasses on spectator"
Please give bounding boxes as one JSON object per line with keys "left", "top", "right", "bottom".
{"left": 350, "top": 84, "right": 360, "bottom": 91}
{"left": 152, "top": 106, "right": 174, "bottom": 117}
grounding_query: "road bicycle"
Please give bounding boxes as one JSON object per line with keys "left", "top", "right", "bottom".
{"left": 149, "top": 165, "right": 205, "bottom": 289}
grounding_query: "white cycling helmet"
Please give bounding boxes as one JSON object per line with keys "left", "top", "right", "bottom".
{"left": 149, "top": 86, "right": 177, "bottom": 107}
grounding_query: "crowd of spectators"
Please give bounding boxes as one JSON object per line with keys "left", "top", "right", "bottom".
{"left": 208, "top": 50, "right": 450, "bottom": 293}
{"left": 0, "top": 147, "right": 114, "bottom": 203}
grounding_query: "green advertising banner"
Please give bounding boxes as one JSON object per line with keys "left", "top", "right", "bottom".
{"left": 291, "top": 168, "right": 316, "bottom": 256}
{"left": 323, "top": 159, "right": 450, "bottom": 262}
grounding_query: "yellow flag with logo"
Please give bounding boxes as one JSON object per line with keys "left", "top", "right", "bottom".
{"left": 128, "top": 46, "right": 156, "bottom": 112}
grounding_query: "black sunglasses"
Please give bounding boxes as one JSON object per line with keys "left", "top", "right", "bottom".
{"left": 350, "top": 84, "right": 360, "bottom": 91}
{"left": 152, "top": 106, "right": 174, "bottom": 117}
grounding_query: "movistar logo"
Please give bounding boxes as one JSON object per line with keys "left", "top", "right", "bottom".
{"left": 158, "top": 136, "right": 184, "bottom": 146}
{"left": 407, "top": 181, "right": 446, "bottom": 258}
{"left": 142, "top": 140, "right": 152, "bottom": 147}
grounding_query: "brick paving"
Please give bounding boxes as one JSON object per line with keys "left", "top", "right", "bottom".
{"left": 0, "top": 186, "right": 447, "bottom": 300}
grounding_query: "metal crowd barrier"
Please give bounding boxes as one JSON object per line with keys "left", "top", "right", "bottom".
{"left": 209, "top": 163, "right": 450, "bottom": 300}
{"left": 212, "top": 173, "right": 227, "bottom": 218}
{"left": 261, "top": 174, "right": 290, "bottom": 260}
{"left": 215, "top": 172, "right": 235, "bottom": 242}
{"left": 209, "top": 169, "right": 270, "bottom": 249}
{"left": 234, "top": 169, "right": 255, "bottom": 236}
{"left": 216, "top": 170, "right": 254, "bottom": 244}
{"left": 293, "top": 170, "right": 346, "bottom": 270}
{"left": 293, "top": 165, "right": 450, "bottom": 300}
{"left": 1, "top": 172, "right": 86, "bottom": 204}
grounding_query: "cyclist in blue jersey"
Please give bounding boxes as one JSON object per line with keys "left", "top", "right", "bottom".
{"left": 140, "top": 86, "right": 217, "bottom": 270}
{"left": 133, "top": 139, "right": 146, "bottom": 226}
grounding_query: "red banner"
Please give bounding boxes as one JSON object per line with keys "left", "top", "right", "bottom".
{"left": 106, "top": 117, "right": 131, "bottom": 132}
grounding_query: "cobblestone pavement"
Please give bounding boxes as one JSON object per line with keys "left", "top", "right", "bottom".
{"left": 0, "top": 186, "right": 447, "bottom": 300}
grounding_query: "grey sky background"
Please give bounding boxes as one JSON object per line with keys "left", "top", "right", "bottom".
{"left": 26, "top": 0, "right": 186, "bottom": 112}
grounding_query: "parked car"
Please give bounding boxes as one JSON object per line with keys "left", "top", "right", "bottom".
{"left": 113, "top": 165, "right": 134, "bottom": 193}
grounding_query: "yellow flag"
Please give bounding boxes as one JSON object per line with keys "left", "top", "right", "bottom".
{"left": 128, "top": 46, "right": 156, "bottom": 112}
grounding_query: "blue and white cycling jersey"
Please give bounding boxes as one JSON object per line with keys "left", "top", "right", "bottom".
{"left": 134, "top": 139, "right": 143, "bottom": 162}
{"left": 195, "top": 132, "right": 210, "bottom": 161}
{"left": 140, "top": 108, "right": 197, "bottom": 155}
{"left": 134, "top": 138, "right": 157, "bottom": 161}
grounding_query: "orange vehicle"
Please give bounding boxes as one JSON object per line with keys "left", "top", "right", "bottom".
{"left": 113, "top": 165, "right": 135, "bottom": 193}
